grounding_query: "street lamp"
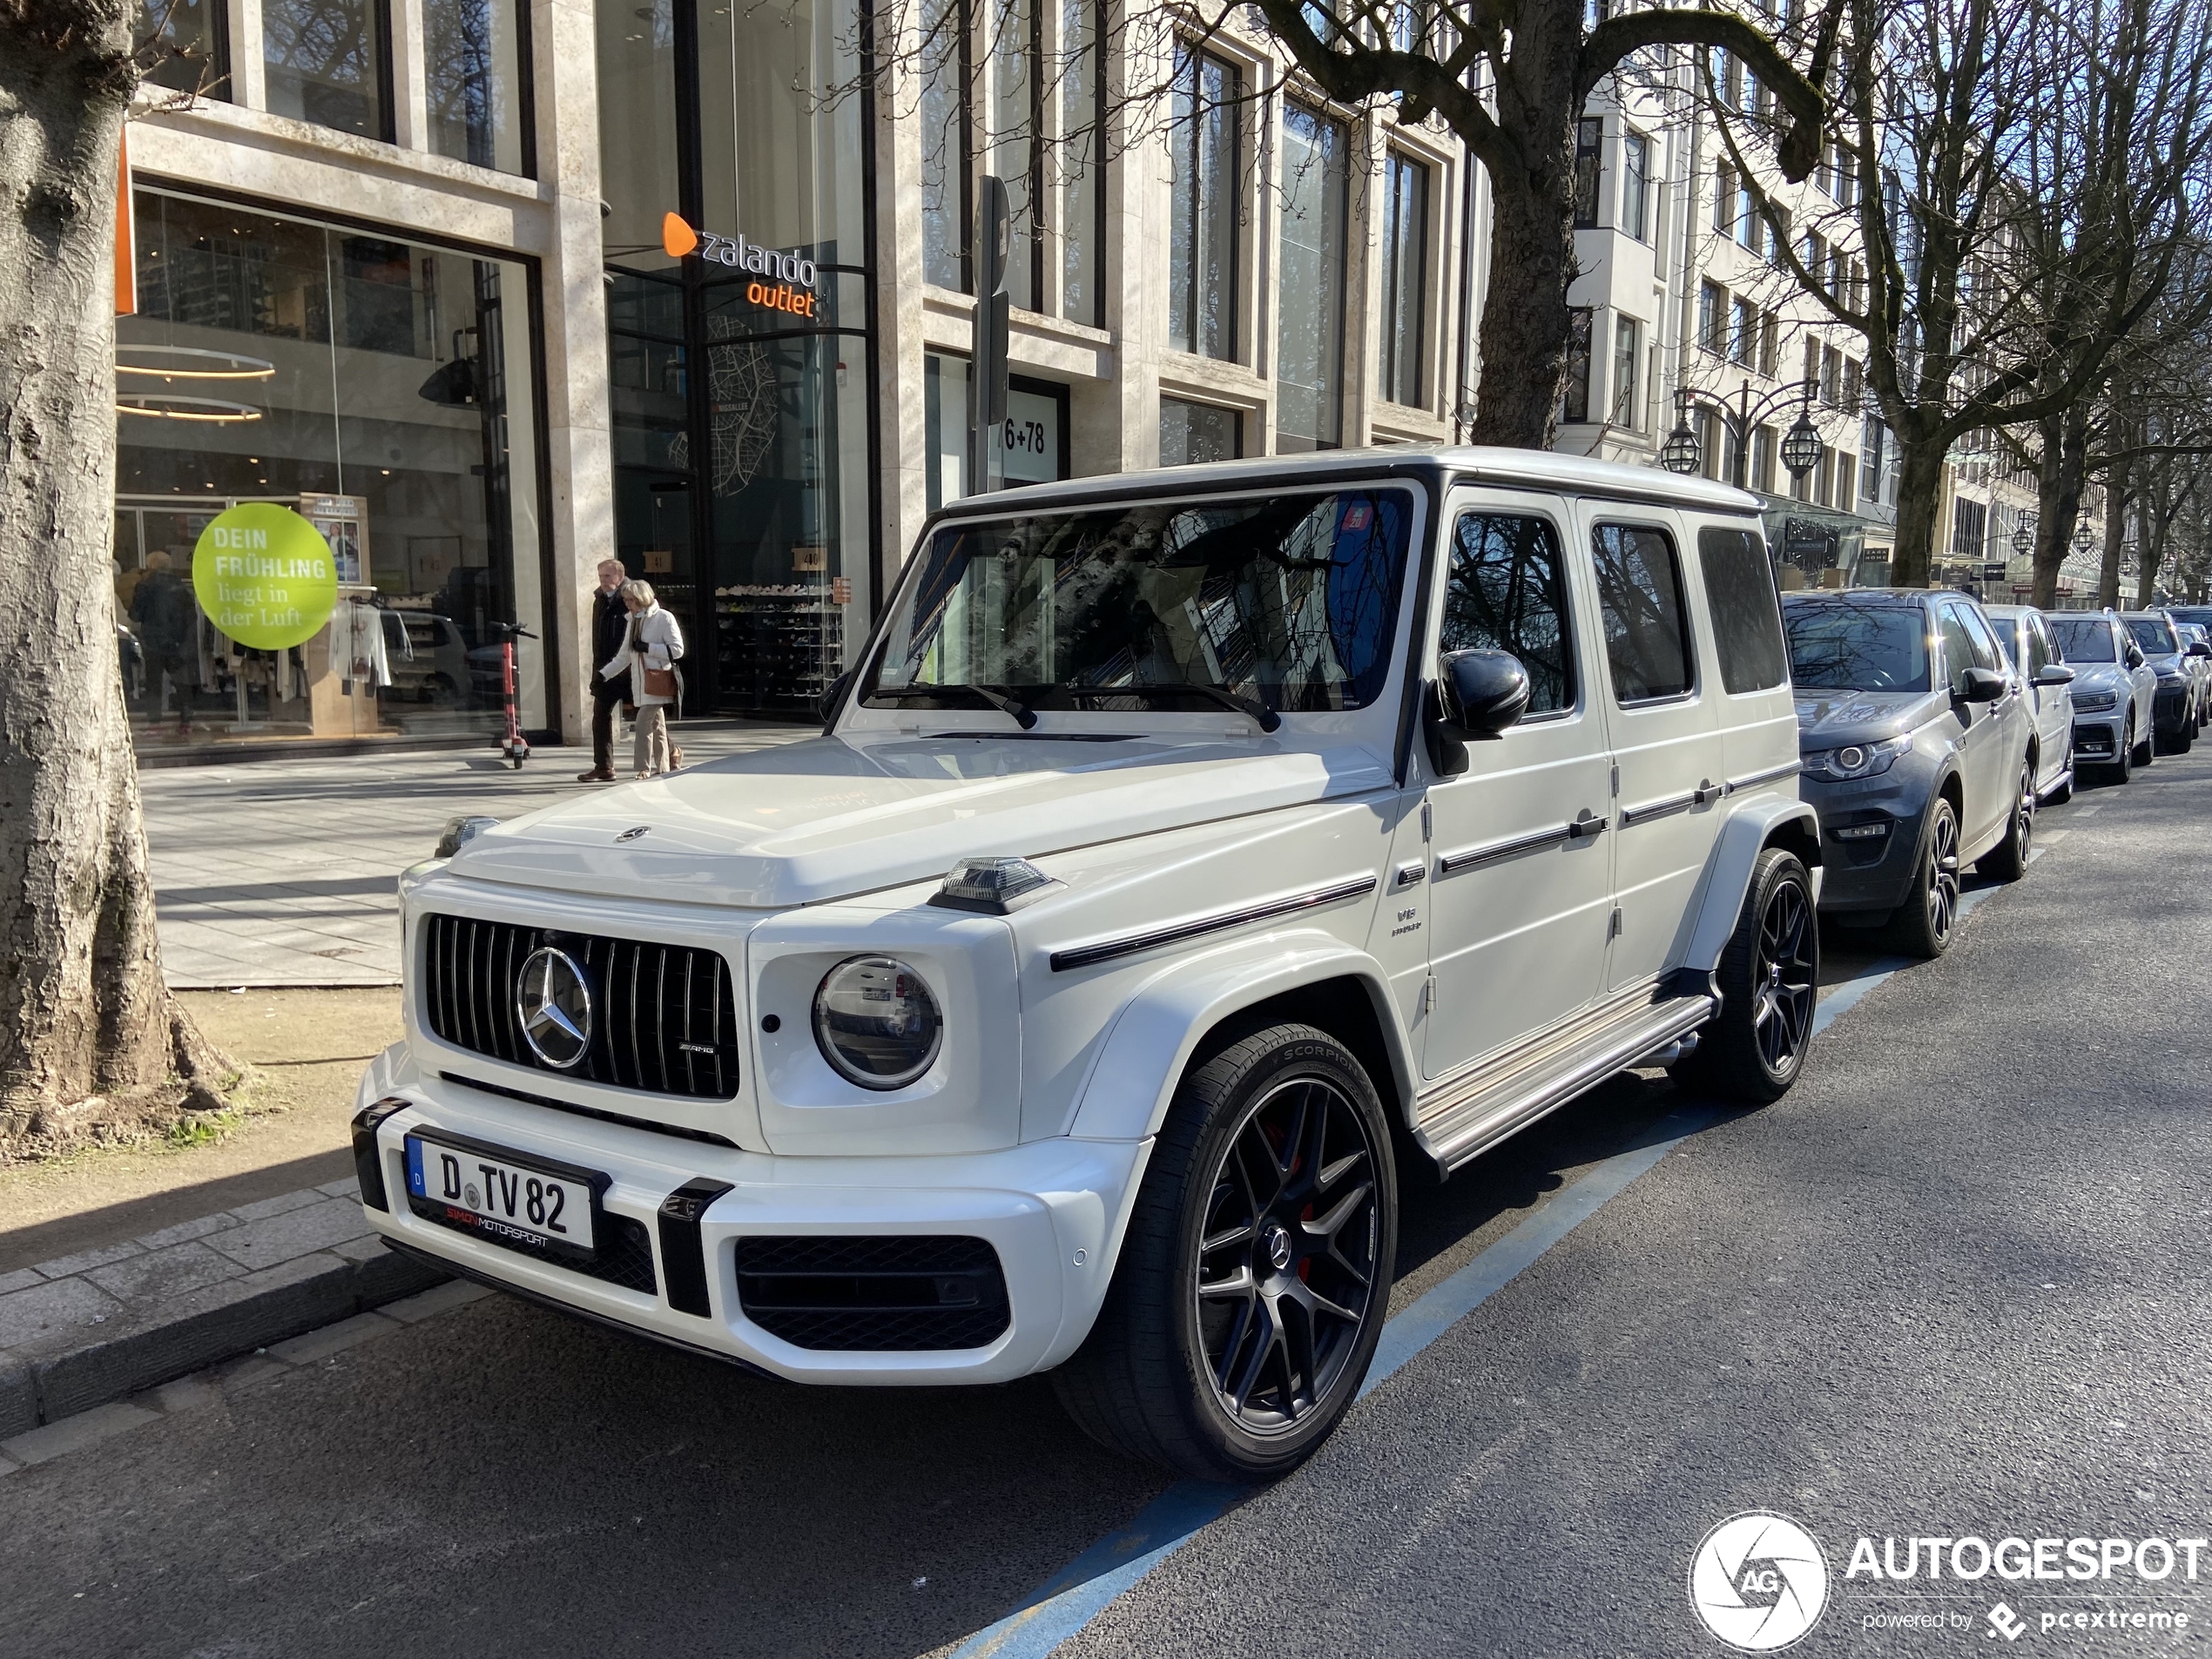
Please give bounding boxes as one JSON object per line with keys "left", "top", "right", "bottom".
{"left": 2011, "top": 512, "right": 2037, "bottom": 556}
{"left": 2074, "top": 524, "right": 2096, "bottom": 556}
{"left": 1779, "top": 410, "right": 1824, "bottom": 481}
{"left": 1661, "top": 415, "right": 1702, "bottom": 475}
{"left": 1662, "top": 380, "right": 1823, "bottom": 488}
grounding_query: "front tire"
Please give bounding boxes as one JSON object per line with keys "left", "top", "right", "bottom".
{"left": 1053, "top": 1023, "right": 1397, "bottom": 1482}
{"left": 1978, "top": 759, "right": 2035, "bottom": 881}
{"left": 2132, "top": 713, "right": 2155, "bottom": 768}
{"left": 1887, "top": 796, "right": 1961, "bottom": 960}
{"left": 1676, "top": 846, "right": 1817, "bottom": 1103}
{"left": 2047, "top": 737, "right": 2074, "bottom": 805}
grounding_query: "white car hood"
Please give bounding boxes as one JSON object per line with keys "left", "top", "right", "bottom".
{"left": 445, "top": 733, "right": 1397, "bottom": 908}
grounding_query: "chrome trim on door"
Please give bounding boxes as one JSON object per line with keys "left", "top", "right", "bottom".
{"left": 1048, "top": 876, "right": 1380, "bottom": 972}
{"left": 1725, "top": 760, "right": 1803, "bottom": 793}
{"left": 1619, "top": 791, "right": 1696, "bottom": 827}
{"left": 1436, "top": 823, "right": 1572, "bottom": 876}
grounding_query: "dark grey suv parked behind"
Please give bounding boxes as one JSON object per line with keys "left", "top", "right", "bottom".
{"left": 1784, "top": 590, "right": 2037, "bottom": 958}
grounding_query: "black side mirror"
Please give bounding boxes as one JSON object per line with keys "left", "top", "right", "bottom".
{"left": 2188, "top": 641, "right": 2212, "bottom": 659}
{"left": 2033, "top": 663, "right": 2075, "bottom": 686}
{"left": 1424, "top": 651, "right": 1531, "bottom": 777}
{"left": 819, "top": 668, "right": 854, "bottom": 727}
{"left": 1958, "top": 665, "right": 2007, "bottom": 703}
{"left": 2126, "top": 644, "right": 2146, "bottom": 669}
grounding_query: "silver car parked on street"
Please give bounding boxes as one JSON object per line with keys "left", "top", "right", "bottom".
{"left": 2047, "top": 611, "right": 2157, "bottom": 781}
{"left": 1983, "top": 605, "right": 2078, "bottom": 805}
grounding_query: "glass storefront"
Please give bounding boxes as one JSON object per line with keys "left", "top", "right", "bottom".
{"left": 115, "top": 187, "right": 546, "bottom": 754}
{"left": 598, "top": 0, "right": 876, "bottom": 716}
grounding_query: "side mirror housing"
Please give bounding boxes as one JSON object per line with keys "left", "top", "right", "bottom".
{"left": 1425, "top": 650, "right": 1531, "bottom": 776}
{"left": 819, "top": 668, "right": 854, "bottom": 728}
{"left": 2126, "top": 644, "right": 2146, "bottom": 669}
{"left": 1958, "top": 665, "right": 2008, "bottom": 703}
{"left": 2033, "top": 663, "right": 2075, "bottom": 686}
{"left": 2188, "top": 641, "right": 2212, "bottom": 659}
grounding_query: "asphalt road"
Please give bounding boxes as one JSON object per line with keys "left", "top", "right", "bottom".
{"left": 5, "top": 754, "right": 2209, "bottom": 1659}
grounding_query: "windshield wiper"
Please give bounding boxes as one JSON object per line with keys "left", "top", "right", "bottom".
{"left": 875, "top": 683, "right": 1037, "bottom": 729}
{"left": 1087, "top": 684, "right": 1282, "bottom": 732}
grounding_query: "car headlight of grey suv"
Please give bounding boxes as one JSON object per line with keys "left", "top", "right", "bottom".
{"left": 1803, "top": 733, "right": 1913, "bottom": 781}
{"left": 813, "top": 955, "right": 945, "bottom": 1088}
{"left": 2074, "top": 688, "right": 2119, "bottom": 712}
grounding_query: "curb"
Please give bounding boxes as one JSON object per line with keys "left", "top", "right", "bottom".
{"left": 0, "top": 1244, "right": 446, "bottom": 1440}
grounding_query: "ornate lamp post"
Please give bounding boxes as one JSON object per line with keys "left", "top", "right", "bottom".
{"left": 2011, "top": 512, "right": 2037, "bottom": 556}
{"left": 1661, "top": 380, "right": 1824, "bottom": 490}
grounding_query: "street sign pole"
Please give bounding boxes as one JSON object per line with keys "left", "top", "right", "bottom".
{"left": 968, "top": 176, "right": 1010, "bottom": 496}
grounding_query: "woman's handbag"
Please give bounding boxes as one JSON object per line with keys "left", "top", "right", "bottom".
{"left": 642, "top": 664, "right": 678, "bottom": 699}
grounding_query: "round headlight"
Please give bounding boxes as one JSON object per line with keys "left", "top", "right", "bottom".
{"left": 1836, "top": 745, "right": 1867, "bottom": 773}
{"left": 812, "top": 956, "right": 943, "bottom": 1089}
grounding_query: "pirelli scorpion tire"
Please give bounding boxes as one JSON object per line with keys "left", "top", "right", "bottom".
{"left": 1673, "top": 846, "right": 1817, "bottom": 1104}
{"left": 1053, "top": 1023, "right": 1398, "bottom": 1482}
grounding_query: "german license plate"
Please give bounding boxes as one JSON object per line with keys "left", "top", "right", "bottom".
{"left": 406, "top": 1133, "right": 597, "bottom": 1254}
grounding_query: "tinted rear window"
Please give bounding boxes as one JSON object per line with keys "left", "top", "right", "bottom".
{"left": 1783, "top": 601, "right": 1932, "bottom": 691}
{"left": 1591, "top": 523, "right": 1695, "bottom": 702}
{"left": 2126, "top": 618, "right": 2179, "bottom": 654}
{"left": 2049, "top": 617, "right": 2116, "bottom": 662}
{"left": 1697, "top": 527, "right": 1790, "bottom": 693}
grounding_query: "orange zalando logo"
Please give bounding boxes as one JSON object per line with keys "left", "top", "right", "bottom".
{"left": 661, "top": 212, "right": 821, "bottom": 317}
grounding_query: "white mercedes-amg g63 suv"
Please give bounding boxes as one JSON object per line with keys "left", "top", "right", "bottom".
{"left": 355, "top": 448, "right": 1818, "bottom": 1480}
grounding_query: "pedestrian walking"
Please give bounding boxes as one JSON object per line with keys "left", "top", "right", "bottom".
{"left": 129, "top": 549, "right": 199, "bottom": 738}
{"left": 597, "top": 579, "right": 685, "bottom": 778}
{"left": 577, "top": 557, "right": 629, "bottom": 782}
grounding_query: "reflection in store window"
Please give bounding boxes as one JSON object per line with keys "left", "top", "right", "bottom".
{"left": 263, "top": 0, "right": 390, "bottom": 138}
{"left": 425, "top": 0, "right": 530, "bottom": 174}
{"left": 115, "top": 189, "right": 543, "bottom": 753}
{"left": 138, "top": 0, "right": 228, "bottom": 97}
{"left": 1276, "top": 102, "right": 1346, "bottom": 451}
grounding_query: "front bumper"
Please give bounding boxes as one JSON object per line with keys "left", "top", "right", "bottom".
{"left": 2073, "top": 714, "right": 2127, "bottom": 763}
{"left": 2153, "top": 683, "right": 2191, "bottom": 735}
{"left": 1800, "top": 768, "right": 1932, "bottom": 916}
{"left": 353, "top": 1044, "right": 1147, "bottom": 1385}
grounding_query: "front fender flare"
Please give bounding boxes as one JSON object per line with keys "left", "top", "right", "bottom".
{"left": 1064, "top": 929, "right": 1415, "bottom": 1143}
{"left": 1682, "top": 797, "right": 1824, "bottom": 974}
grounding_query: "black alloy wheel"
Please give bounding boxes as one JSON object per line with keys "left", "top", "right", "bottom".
{"left": 1193, "top": 1076, "right": 1381, "bottom": 1435}
{"left": 1749, "top": 874, "right": 1818, "bottom": 1079}
{"left": 1674, "top": 846, "right": 1817, "bottom": 1103}
{"left": 1979, "top": 759, "right": 2035, "bottom": 881}
{"left": 1888, "top": 796, "right": 1960, "bottom": 959}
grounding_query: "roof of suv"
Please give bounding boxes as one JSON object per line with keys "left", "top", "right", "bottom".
{"left": 1780, "top": 589, "right": 1938, "bottom": 607}
{"left": 933, "top": 445, "right": 1764, "bottom": 521}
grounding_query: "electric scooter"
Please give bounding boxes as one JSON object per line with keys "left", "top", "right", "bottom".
{"left": 485, "top": 620, "right": 534, "bottom": 768}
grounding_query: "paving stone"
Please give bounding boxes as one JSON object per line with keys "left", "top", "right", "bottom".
{"left": 266, "top": 1312, "right": 398, "bottom": 1366}
{"left": 333, "top": 1235, "right": 389, "bottom": 1264}
{"left": 377, "top": 1279, "right": 492, "bottom": 1324}
{"left": 206, "top": 1198, "right": 372, "bottom": 1272}
{"left": 0, "top": 1401, "right": 160, "bottom": 1466}
{"left": 0, "top": 1278, "right": 127, "bottom": 1359}
{"left": 85, "top": 1241, "right": 246, "bottom": 1304}
{"left": 148, "top": 1372, "right": 223, "bottom": 1414}
{"left": 211, "top": 1354, "right": 290, "bottom": 1389}
{"left": 226, "top": 1188, "right": 322, "bottom": 1224}
{"left": 0, "top": 1270, "right": 41, "bottom": 1297}
{"left": 0, "top": 1355, "right": 32, "bottom": 1440}
{"left": 317, "top": 1177, "right": 361, "bottom": 1199}
{"left": 134, "top": 1213, "right": 234, "bottom": 1251}
{"left": 0, "top": 1451, "right": 19, "bottom": 1476}
{"left": 31, "top": 1240, "right": 145, "bottom": 1279}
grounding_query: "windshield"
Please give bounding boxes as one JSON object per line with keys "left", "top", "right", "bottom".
{"left": 2165, "top": 607, "right": 2212, "bottom": 628}
{"left": 2048, "top": 617, "right": 2116, "bottom": 662}
{"left": 1783, "top": 602, "right": 1931, "bottom": 691}
{"left": 867, "top": 488, "right": 1415, "bottom": 715}
{"left": 2126, "top": 617, "right": 2179, "bottom": 654}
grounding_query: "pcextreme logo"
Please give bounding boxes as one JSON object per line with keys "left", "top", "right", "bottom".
{"left": 1689, "top": 1512, "right": 1831, "bottom": 1651}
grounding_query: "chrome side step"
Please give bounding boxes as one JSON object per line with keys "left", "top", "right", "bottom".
{"left": 1413, "top": 988, "right": 1717, "bottom": 1177}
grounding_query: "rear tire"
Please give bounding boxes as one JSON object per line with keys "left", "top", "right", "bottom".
{"left": 1978, "top": 759, "right": 2035, "bottom": 881}
{"left": 2110, "top": 722, "right": 2136, "bottom": 783}
{"left": 2133, "top": 714, "right": 2155, "bottom": 767}
{"left": 1674, "top": 847, "right": 1817, "bottom": 1104}
{"left": 1886, "top": 796, "right": 1961, "bottom": 960}
{"left": 1053, "top": 1023, "right": 1398, "bottom": 1482}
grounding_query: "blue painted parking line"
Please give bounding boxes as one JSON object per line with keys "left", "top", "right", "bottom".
{"left": 948, "top": 932, "right": 1937, "bottom": 1659}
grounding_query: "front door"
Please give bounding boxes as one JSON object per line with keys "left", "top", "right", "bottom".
{"left": 1939, "top": 600, "right": 2012, "bottom": 848}
{"left": 1583, "top": 512, "right": 1730, "bottom": 992}
{"left": 1420, "top": 492, "right": 1615, "bottom": 1083}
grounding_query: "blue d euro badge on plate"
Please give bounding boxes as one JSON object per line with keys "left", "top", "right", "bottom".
{"left": 405, "top": 1131, "right": 598, "bottom": 1255}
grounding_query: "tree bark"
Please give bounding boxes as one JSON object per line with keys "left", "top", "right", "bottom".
{"left": 1890, "top": 436, "right": 1947, "bottom": 588}
{"left": 2098, "top": 451, "right": 2133, "bottom": 609}
{"left": 1470, "top": 170, "right": 1576, "bottom": 449}
{"left": 0, "top": 0, "right": 232, "bottom": 1153}
{"left": 2030, "top": 406, "right": 2090, "bottom": 608}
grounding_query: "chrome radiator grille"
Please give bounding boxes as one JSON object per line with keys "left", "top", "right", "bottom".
{"left": 420, "top": 914, "right": 739, "bottom": 1099}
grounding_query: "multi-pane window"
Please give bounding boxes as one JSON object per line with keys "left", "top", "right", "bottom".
{"left": 1160, "top": 396, "right": 1241, "bottom": 464}
{"left": 1714, "top": 165, "right": 1737, "bottom": 235}
{"left": 1822, "top": 344, "right": 1843, "bottom": 406}
{"left": 425, "top": 0, "right": 529, "bottom": 173}
{"left": 1700, "top": 281, "right": 1726, "bottom": 354}
{"left": 1591, "top": 524, "right": 1696, "bottom": 703}
{"left": 1752, "top": 425, "right": 1777, "bottom": 492}
{"left": 263, "top": 0, "right": 389, "bottom": 137}
{"left": 1610, "top": 316, "right": 1640, "bottom": 428}
{"left": 1759, "top": 314, "right": 1779, "bottom": 376}
{"left": 1169, "top": 47, "right": 1240, "bottom": 361}
{"left": 1561, "top": 307, "right": 1594, "bottom": 423}
{"left": 1842, "top": 356, "right": 1862, "bottom": 410}
{"left": 1276, "top": 101, "right": 1347, "bottom": 451}
{"left": 986, "top": 0, "right": 1042, "bottom": 312}
{"left": 139, "top": 0, "right": 226, "bottom": 96}
{"left": 1730, "top": 297, "right": 1757, "bottom": 366}
{"left": 1056, "top": 0, "right": 1103, "bottom": 325}
{"left": 1621, "top": 131, "right": 1650, "bottom": 242}
{"left": 1574, "top": 118, "right": 1603, "bottom": 228}
{"left": 1444, "top": 515, "right": 1576, "bottom": 714}
{"left": 919, "top": 0, "right": 968, "bottom": 290}
{"left": 1379, "top": 152, "right": 1428, "bottom": 408}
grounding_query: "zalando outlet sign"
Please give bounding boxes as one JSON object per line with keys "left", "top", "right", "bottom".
{"left": 662, "top": 212, "right": 821, "bottom": 319}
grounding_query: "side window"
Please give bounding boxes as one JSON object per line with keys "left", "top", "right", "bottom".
{"left": 1591, "top": 523, "right": 1695, "bottom": 703}
{"left": 1442, "top": 512, "right": 1576, "bottom": 715}
{"left": 1937, "top": 604, "right": 1978, "bottom": 691}
{"left": 2026, "top": 618, "right": 2050, "bottom": 678}
{"left": 1696, "top": 524, "right": 1789, "bottom": 693}
{"left": 1958, "top": 604, "right": 2003, "bottom": 671}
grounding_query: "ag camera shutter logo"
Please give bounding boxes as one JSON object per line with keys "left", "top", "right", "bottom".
{"left": 1689, "top": 1512, "right": 1830, "bottom": 1651}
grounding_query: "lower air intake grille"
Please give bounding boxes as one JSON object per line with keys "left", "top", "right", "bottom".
{"left": 734, "top": 1235, "right": 1011, "bottom": 1352}
{"left": 421, "top": 914, "right": 738, "bottom": 1099}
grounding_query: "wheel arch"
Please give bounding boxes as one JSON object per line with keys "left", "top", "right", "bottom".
{"left": 1063, "top": 935, "right": 1417, "bottom": 1143}
{"left": 1681, "top": 798, "right": 1823, "bottom": 974}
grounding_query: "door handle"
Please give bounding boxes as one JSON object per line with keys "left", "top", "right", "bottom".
{"left": 1567, "top": 812, "right": 1608, "bottom": 840}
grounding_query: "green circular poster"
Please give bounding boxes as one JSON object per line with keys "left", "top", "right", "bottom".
{"left": 191, "top": 503, "right": 341, "bottom": 651}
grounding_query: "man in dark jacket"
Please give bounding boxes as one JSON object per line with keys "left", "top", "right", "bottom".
{"left": 578, "top": 558, "right": 629, "bottom": 781}
{"left": 130, "top": 550, "right": 199, "bottom": 737}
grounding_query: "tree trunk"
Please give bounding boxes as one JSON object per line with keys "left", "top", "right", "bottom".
{"left": 2097, "top": 455, "right": 2132, "bottom": 609}
{"left": 2029, "top": 406, "right": 2089, "bottom": 608}
{"left": 0, "top": 2, "right": 232, "bottom": 1155}
{"left": 1469, "top": 171, "right": 1576, "bottom": 449}
{"left": 1890, "top": 437, "right": 1947, "bottom": 587}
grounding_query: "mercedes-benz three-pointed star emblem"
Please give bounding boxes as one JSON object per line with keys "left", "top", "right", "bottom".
{"left": 516, "top": 946, "right": 592, "bottom": 1069}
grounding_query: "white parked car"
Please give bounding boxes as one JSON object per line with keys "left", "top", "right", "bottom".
{"left": 354, "top": 450, "right": 1821, "bottom": 1480}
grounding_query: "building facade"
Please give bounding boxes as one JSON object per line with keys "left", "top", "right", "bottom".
{"left": 115, "top": 0, "right": 1478, "bottom": 759}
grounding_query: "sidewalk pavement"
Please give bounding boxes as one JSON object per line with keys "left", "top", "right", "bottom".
{"left": 143, "top": 719, "right": 813, "bottom": 988}
{"left": 0, "top": 1172, "right": 444, "bottom": 1438}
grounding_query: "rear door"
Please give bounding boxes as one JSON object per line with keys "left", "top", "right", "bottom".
{"left": 1420, "top": 490, "right": 1615, "bottom": 1082}
{"left": 1582, "top": 510, "right": 1728, "bottom": 994}
{"left": 2024, "top": 613, "right": 2071, "bottom": 792}
{"left": 1939, "top": 600, "right": 2010, "bottom": 847}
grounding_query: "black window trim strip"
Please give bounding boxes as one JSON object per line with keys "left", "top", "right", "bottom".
{"left": 1049, "top": 876, "right": 1379, "bottom": 972}
{"left": 1436, "top": 823, "right": 1573, "bottom": 875}
{"left": 1727, "top": 760, "right": 1804, "bottom": 792}
{"left": 1620, "top": 790, "right": 1697, "bottom": 826}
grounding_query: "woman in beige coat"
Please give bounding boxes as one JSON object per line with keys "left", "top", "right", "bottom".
{"left": 597, "top": 580, "right": 685, "bottom": 777}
